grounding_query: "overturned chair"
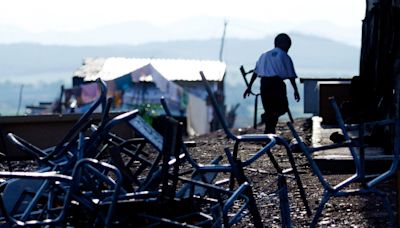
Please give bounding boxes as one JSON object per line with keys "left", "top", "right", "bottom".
{"left": 288, "top": 97, "right": 399, "bottom": 227}
{"left": 200, "top": 71, "right": 311, "bottom": 220}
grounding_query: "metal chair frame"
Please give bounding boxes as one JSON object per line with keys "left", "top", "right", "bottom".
{"left": 287, "top": 97, "right": 399, "bottom": 227}
{"left": 135, "top": 116, "right": 263, "bottom": 227}
{"left": 200, "top": 71, "right": 311, "bottom": 218}
{"left": 6, "top": 78, "right": 108, "bottom": 171}
{"left": 0, "top": 158, "right": 122, "bottom": 227}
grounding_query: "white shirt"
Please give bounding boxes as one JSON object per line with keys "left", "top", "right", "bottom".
{"left": 254, "top": 47, "right": 297, "bottom": 79}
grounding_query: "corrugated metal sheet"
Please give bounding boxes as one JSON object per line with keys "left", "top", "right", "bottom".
{"left": 73, "top": 57, "right": 226, "bottom": 82}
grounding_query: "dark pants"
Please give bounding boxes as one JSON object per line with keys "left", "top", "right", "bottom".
{"left": 260, "top": 77, "right": 288, "bottom": 134}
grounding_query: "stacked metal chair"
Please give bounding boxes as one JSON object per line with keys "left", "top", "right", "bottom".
{"left": 0, "top": 78, "right": 265, "bottom": 227}
{"left": 0, "top": 79, "right": 128, "bottom": 226}
{"left": 115, "top": 115, "right": 259, "bottom": 227}
{"left": 0, "top": 158, "right": 124, "bottom": 227}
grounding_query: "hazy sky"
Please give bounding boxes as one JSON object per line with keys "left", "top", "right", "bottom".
{"left": 0, "top": 0, "right": 366, "bottom": 46}
{"left": 1, "top": 0, "right": 365, "bottom": 31}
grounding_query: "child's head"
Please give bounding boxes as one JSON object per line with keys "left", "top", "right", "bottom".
{"left": 274, "top": 33, "right": 292, "bottom": 52}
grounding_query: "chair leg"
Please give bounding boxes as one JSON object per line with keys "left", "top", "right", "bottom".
{"left": 229, "top": 142, "right": 241, "bottom": 190}
{"left": 310, "top": 191, "right": 331, "bottom": 228}
{"left": 278, "top": 175, "right": 291, "bottom": 228}
{"left": 228, "top": 156, "right": 264, "bottom": 228}
{"left": 266, "top": 150, "right": 282, "bottom": 173}
{"left": 278, "top": 138, "right": 311, "bottom": 216}
{"left": 285, "top": 148, "right": 311, "bottom": 216}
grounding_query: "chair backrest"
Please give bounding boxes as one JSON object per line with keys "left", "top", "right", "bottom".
{"left": 129, "top": 115, "right": 164, "bottom": 152}
{"left": 5, "top": 78, "right": 108, "bottom": 168}
{"left": 288, "top": 98, "right": 395, "bottom": 192}
{"left": 159, "top": 116, "right": 183, "bottom": 198}
{"left": 0, "top": 158, "right": 122, "bottom": 227}
{"left": 329, "top": 98, "right": 400, "bottom": 188}
{"left": 65, "top": 158, "right": 122, "bottom": 228}
{"left": 128, "top": 113, "right": 201, "bottom": 169}
{"left": 329, "top": 98, "right": 362, "bottom": 174}
{"left": 83, "top": 109, "right": 140, "bottom": 158}
{"left": 200, "top": 71, "right": 236, "bottom": 139}
{"left": 160, "top": 96, "right": 213, "bottom": 170}
{"left": 45, "top": 78, "right": 108, "bottom": 161}
{"left": 0, "top": 174, "right": 71, "bottom": 226}
{"left": 98, "top": 97, "right": 114, "bottom": 131}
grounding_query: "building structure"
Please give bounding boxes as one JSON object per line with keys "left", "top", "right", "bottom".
{"left": 70, "top": 57, "right": 227, "bottom": 135}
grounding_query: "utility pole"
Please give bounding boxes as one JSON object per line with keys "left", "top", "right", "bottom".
{"left": 219, "top": 20, "right": 228, "bottom": 62}
{"left": 16, "top": 84, "right": 24, "bottom": 115}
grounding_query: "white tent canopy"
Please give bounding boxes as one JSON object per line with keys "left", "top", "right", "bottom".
{"left": 74, "top": 57, "right": 226, "bottom": 82}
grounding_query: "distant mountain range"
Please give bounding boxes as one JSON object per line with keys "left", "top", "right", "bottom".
{"left": 0, "top": 33, "right": 360, "bottom": 126}
{"left": 0, "top": 33, "right": 359, "bottom": 78}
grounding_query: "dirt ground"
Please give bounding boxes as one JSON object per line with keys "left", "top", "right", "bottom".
{"left": 186, "top": 118, "right": 398, "bottom": 227}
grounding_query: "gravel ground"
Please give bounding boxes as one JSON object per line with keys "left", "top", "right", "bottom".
{"left": 1, "top": 118, "right": 397, "bottom": 227}
{"left": 186, "top": 118, "right": 397, "bottom": 227}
